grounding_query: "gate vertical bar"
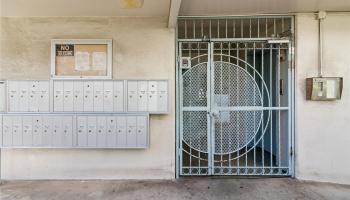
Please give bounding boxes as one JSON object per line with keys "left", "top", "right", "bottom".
{"left": 287, "top": 41, "right": 291, "bottom": 175}
{"left": 208, "top": 42, "right": 213, "bottom": 175}
{"left": 178, "top": 42, "right": 184, "bottom": 175}
{"left": 277, "top": 44, "right": 281, "bottom": 173}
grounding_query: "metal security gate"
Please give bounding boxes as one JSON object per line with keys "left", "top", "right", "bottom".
{"left": 176, "top": 16, "right": 294, "bottom": 176}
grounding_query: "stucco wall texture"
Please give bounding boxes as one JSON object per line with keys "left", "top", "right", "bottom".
{"left": 1, "top": 14, "right": 350, "bottom": 185}
{"left": 0, "top": 17, "right": 176, "bottom": 179}
{"left": 295, "top": 13, "right": 350, "bottom": 185}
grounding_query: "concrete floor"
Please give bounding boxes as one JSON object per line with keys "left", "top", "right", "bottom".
{"left": 1, "top": 178, "right": 350, "bottom": 200}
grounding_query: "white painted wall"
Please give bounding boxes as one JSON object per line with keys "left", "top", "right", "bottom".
{"left": 295, "top": 13, "right": 350, "bottom": 185}
{"left": 1, "top": 13, "right": 350, "bottom": 185}
{"left": 0, "top": 17, "right": 176, "bottom": 179}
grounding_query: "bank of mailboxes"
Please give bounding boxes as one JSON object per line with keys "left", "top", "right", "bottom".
{"left": 5, "top": 80, "right": 169, "bottom": 114}
{"left": 127, "top": 80, "right": 168, "bottom": 113}
{"left": 0, "top": 114, "right": 149, "bottom": 148}
{"left": 7, "top": 80, "right": 50, "bottom": 112}
{"left": 1, "top": 114, "right": 74, "bottom": 147}
{"left": 53, "top": 80, "right": 168, "bottom": 113}
{"left": 1, "top": 79, "right": 167, "bottom": 149}
{"left": 53, "top": 80, "right": 125, "bottom": 112}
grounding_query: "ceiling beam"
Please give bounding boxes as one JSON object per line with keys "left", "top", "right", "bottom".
{"left": 168, "top": 0, "right": 182, "bottom": 28}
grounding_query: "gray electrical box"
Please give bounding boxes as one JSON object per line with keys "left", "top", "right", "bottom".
{"left": 306, "top": 77, "right": 343, "bottom": 101}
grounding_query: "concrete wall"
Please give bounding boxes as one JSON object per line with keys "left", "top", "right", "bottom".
{"left": 1, "top": 13, "right": 350, "bottom": 185}
{"left": 295, "top": 13, "right": 350, "bottom": 185}
{"left": 0, "top": 17, "right": 176, "bottom": 179}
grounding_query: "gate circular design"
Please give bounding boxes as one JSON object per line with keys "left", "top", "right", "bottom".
{"left": 182, "top": 62, "right": 209, "bottom": 152}
{"left": 213, "top": 62, "right": 263, "bottom": 154}
{"left": 182, "top": 61, "right": 264, "bottom": 154}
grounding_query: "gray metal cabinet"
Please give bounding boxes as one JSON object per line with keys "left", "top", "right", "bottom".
{"left": 126, "top": 116, "right": 137, "bottom": 147}
{"left": 87, "top": 116, "right": 97, "bottom": 147}
{"left": 116, "top": 116, "right": 127, "bottom": 148}
{"left": 42, "top": 116, "right": 53, "bottom": 146}
{"left": 106, "top": 116, "right": 117, "bottom": 147}
{"left": 53, "top": 80, "right": 126, "bottom": 112}
{"left": 77, "top": 116, "right": 88, "bottom": 147}
{"left": 0, "top": 115, "right": 2, "bottom": 146}
{"left": 32, "top": 116, "right": 43, "bottom": 146}
{"left": 12, "top": 116, "right": 23, "bottom": 146}
{"left": 62, "top": 116, "right": 73, "bottom": 146}
{"left": 113, "top": 81, "right": 124, "bottom": 112}
{"left": 22, "top": 116, "right": 33, "bottom": 146}
{"left": 127, "top": 80, "right": 169, "bottom": 114}
{"left": 96, "top": 116, "right": 107, "bottom": 147}
{"left": 0, "top": 82, "right": 6, "bottom": 112}
{"left": 2, "top": 116, "right": 12, "bottom": 146}
{"left": 8, "top": 81, "right": 50, "bottom": 112}
{"left": 0, "top": 113, "right": 148, "bottom": 149}
{"left": 93, "top": 82, "right": 104, "bottom": 112}
{"left": 136, "top": 116, "right": 148, "bottom": 148}
{"left": 103, "top": 81, "right": 114, "bottom": 112}
{"left": 83, "top": 82, "right": 94, "bottom": 112}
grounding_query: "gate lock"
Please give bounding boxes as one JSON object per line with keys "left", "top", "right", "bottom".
{"left": 208, "top": 110, "right": 220, "bottom": 118}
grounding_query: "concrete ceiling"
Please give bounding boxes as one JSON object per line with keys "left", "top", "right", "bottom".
{"left": 2, "top": 0, "right": 350, "bottom": 18}
{"left": 179, "top": 0, "right": 350, "bottom": 16}
{"left": 0, "top": 0, "right": 171, "bottom": 17}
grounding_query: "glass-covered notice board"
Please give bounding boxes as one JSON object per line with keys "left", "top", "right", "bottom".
{"left": 51, "top": 39, "right": 112, "bottom": 79}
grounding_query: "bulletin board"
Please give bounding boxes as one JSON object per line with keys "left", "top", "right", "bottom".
{"left": 51, "top": 39, "right": 112, "bottom": 79}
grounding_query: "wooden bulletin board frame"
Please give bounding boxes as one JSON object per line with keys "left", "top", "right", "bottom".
{"left": 51, "top": 39, "right": 113, "bottom": 79}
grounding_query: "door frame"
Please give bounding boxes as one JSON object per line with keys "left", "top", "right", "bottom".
{"left": 175, "top": 16, "right": 295, "bottom": 178}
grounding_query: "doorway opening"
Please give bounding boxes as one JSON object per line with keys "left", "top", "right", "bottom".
{"left": 176, "top": 16, "right": 295, "bottom": 176}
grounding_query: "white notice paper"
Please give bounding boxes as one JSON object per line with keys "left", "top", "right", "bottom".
{"left": 92, "top": 52, "right": 107, "bottom": 70}
{"left": 75, "top": 51, "right": 90, "bottom": 71}
{"left": 326, "top": 80, "right": 336, "bottom": 98}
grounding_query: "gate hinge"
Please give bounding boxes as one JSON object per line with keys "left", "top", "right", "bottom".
{"left": 290, "top": 147, "right": 294, "bottom": 156}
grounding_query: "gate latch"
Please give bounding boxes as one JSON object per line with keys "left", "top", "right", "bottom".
{"left": 208, "top": 110, "right": 219, "bottom": 118}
